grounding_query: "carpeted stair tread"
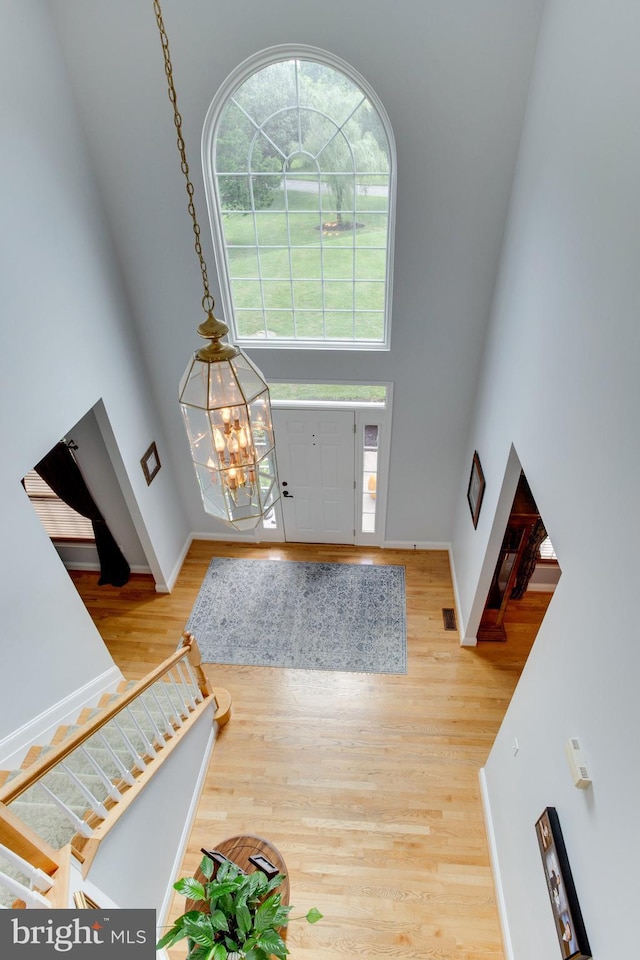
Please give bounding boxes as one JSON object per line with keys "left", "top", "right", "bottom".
{"left": 0, "top": 854, "right": 32, "bottom": 909}
{"left": 9, "top": 799, "right": 87, "bottom": 851}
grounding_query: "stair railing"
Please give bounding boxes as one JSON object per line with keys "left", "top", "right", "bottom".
{"left": 0, "top": 802, "right": 72, "bottom": 908}
{"left": 0, "top": 633, "right": 218, "bottom": 873}
{"left": 0, "top": 633, "right": 210, "bottom": 810}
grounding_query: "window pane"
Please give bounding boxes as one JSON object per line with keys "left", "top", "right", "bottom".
{"left": 227, "top": 247, "right": 259, "bottom": 278}
{"left": 294, "top": 311, "right": 325, "bottom": 338}
{"left": 292, "top": 280, "right": 323, "bottom": 310}
{"left": 291, "top": 247, "right": 322, "bottom": 278}
{"left": 207, "top": 53, "right": 393, "bottom": 347}
{"left": 235, "top": 310, "right": 266, "bottom": 338}
{"left": 325, "top": 311, "right": 354, "bottom": 339}
{"left": 355, "top": 312, "right": 385, "bottom": 341}
{"left": 270, "top": 383, "right": 387, "bottom": 403}
{"left": 355, "top": 281, "right": 385, "bottom": 311}
{"left": 230, "top": 278, "right": 262, "bottom": 308}
{"left": 362, "top": 424, "right": 379, "bottom": 533}
{"left": 264, "top": 311, "right": 295, "bottom": 338}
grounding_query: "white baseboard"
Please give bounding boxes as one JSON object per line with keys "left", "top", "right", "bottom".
{"left": 479, "top": 767, "right": 514, "bottom": 960}
{"left": 190, "top": 530, "right": 258, "bottom": 543}
{"left": 383, "top": 540, "right": 452, "bottom": 551}
{"left": 446, "top": 546, "right": 465, "bottom": 644}
{"left": 61, "top": 561, "right": 152, "bottom": 575}
{"left": 156, "top": 535, "right": 194, "bottom": 593}
{"left": 156, "top": 722, "right": 218, "bottom": 931}
{"left": 0, "top": 665, "right": 123, "bottom": 768}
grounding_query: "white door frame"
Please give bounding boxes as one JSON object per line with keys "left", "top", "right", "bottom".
{"left": 257, "top": 382, "right": 393, "bottom": 547}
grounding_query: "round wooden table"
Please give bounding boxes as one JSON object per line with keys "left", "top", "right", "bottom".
{"left": 186, "top": 834, "right": 290, "bottom": 919}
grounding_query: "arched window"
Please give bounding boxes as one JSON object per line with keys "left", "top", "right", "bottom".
{"left": 202, "top": 46, "right": 395, "bottom": 349}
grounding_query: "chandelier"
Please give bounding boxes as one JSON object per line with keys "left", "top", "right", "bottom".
{"left": 153, "top": 1, "right": 279, "bottom": 531}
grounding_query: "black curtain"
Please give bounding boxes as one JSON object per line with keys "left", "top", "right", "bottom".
{"left": 35, "top": 441, "right": 130, "bottom": 587}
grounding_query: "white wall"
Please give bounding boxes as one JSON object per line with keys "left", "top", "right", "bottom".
{"left": 452, "top": 1, "right": 640, "bottom": 956}
{"left": 86, "top": 705, "right": 216, "bottom": 919}
{"left": 54, "top": 405, "right": 150, "bottom": 572}
{"left": 0, "top": 1, "right": 189, "bottom": 743}
{"left": 49, "top": 0, "right": 545, "bottom": 543}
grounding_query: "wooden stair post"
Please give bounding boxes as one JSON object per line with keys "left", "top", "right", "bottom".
{"left": 182, "top": 631, "right": 231, "bottom": 726}
{"left": 0, "top": 801, "right": 71, "bottom": 908}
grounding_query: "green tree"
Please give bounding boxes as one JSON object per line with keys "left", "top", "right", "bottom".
{"left": 298, "top": 76, "right": 389, "bottom": 224}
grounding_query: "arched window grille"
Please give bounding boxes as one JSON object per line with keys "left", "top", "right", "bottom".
{"left": 202, "top": 46, "right": 396, "bottom": 350}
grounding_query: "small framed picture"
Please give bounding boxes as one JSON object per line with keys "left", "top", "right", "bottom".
{"left": 466, "top": 451, "right": 485, "bottom": 528}
{"left": 535, "top": 807, "right": 591, "bottom": 959}
{"left": 140, "top": 441, "right": 161, "bottom": 486}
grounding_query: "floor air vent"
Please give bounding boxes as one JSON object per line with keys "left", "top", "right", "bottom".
{"left": 442, "top": 608, "right": 457, "bottom": 632}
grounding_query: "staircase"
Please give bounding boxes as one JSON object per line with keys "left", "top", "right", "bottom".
{"left": 0, "top": 633, "right": 226, "bottom": 910}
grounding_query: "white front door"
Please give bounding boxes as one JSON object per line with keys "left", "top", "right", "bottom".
{"left": 272, "top": 409, "right": 355, "bottom": 543}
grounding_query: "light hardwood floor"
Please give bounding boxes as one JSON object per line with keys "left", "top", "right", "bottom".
{"left": 70, "top": 541, "right": 551, "bottom": 960}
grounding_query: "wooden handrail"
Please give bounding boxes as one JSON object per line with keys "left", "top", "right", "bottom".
{"left": 0, "top": 636, "right": 210, "bottom": 806}
{"left": 0, "top": 802, "right": 61, "bottom": 874}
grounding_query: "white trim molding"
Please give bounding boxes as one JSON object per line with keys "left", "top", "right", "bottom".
{"left": 479, "top": 767, "right": 514, "bottom": 960}
{"left": 156, "top": 723, "right": 217, "bottom": 931}
{"left": 0, "top": 666, "right": 123, "bottom": 768}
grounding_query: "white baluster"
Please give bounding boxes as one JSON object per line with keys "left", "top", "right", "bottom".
{"left": 0, "top": 870, "right": 51, "bottom": 908}
{"left": 78, "top": 747, "right": 123, "bottom": 802}
{"left": 150, "top": 687, "right": 176, "bottom": 736}
{"left": 112, "top": 720, "right": 147, "bottom": 774}
{"left": 96, "top": 733, "right": 136, "bottom": 787}
{"left": 123, "top": 707, "right": 157, "bottom": 758}
{"left": 137, "top": 695, "right": 165, "bottom": 746}
{"left": 176, "top": 661, "right": 197, "bottom": 711}
{"left": 35, "top": 782, "right": 93, "bottom": 838}
{"left": 0, "top": 844, "right": 53, "bottom": 893}
{"left": 182, "top": 659, "right": 204, "bottom": 703}
{"left": 59, "top": 763, "right": 108, "bottom": 820}
{"left": 168, "top": 668, "right": 191, "bottom": 722}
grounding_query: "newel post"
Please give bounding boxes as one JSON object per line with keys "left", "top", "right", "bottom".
{"left": 182, "top": 631, "right": 232, "bottom": 726}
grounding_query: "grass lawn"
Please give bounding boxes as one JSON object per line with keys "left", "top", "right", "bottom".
{"left": 220, "top": 188, "right": 389, "bottom": 340}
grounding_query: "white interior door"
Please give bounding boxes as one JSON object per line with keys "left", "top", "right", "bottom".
{"left": 273, "top": 409, "right": 355, "bottom": 543}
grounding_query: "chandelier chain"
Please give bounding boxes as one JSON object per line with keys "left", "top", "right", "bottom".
{"left": 153, "top": 0, "right": 214, "bottom": 316}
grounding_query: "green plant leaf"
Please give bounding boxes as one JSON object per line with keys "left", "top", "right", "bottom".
{"left": 254, "top": 897, "right": 281, "bottom": 933}
{"left": 156, "top": 925, "right": 190, "bottom": 950}
{"left": 254, "top": 928, "right": 288, "bottom": 959}
{"left": 182, "top": 918, "right": 215, "bottom": 947}
{"left": 272, "top": 905, "right": 291, "bottom": 927}
{"left": 265, "top": 873, "right": 286, "bottom": 894}
{"left": 306, "top": 907, "right": 323, "bottom": 924}
{"left": 208, "top": 909, "right": 230, "bottom": 934}
{"left": 236, "top": 900, "right": 253, "bottom": 939}
{"left": 200, "top": 855, "right": 215, "bottom": 880}
{"left": 207, "top": 879, "right": 242, "bottom": 901}
{"left": 187, "top": 946, "right": 211, "bottom": 960}
{"left": 175, "top": 877, "right": 207, "bottom": 901}
{"left": 212, "top": 946, "right": 228, "bottom": 960}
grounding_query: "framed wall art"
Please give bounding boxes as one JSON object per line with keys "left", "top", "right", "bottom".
{"left": 140, "top": 441, "right": 161, "bottom": 486}
{"left": 466, "top": 450, "right": 485, "bottom": 528}
{"left": 535, "top": 807, "right": 591, "bottom": 960}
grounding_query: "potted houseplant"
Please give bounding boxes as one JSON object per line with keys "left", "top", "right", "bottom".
{"left": 157, "top": 854, "right": 322, "bottom": 959}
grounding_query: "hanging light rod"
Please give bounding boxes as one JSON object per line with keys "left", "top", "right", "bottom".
{"left": 152, "top": 0, "right": 279, "bottom": 531}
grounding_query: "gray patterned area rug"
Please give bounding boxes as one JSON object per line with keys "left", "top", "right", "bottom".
{"left": 186, "top": 557, "right": 407, "bottom": 674}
